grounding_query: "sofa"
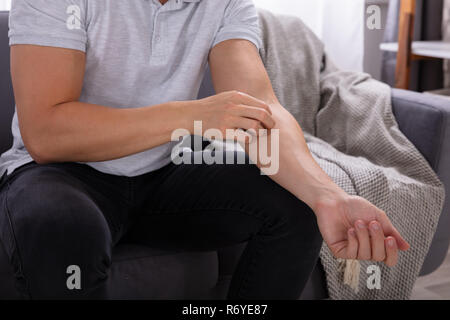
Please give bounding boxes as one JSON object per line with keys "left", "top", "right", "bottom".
{"left": 0, "top": 11, "right": 449, "bottom": 300}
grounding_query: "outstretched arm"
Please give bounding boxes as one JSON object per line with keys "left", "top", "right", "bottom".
{"left": 209, "top": 39, "right": 410, "bottom": 266}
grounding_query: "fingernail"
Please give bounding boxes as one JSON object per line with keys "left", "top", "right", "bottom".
{"left": 388, "top": 239, "right": 395, "bottom": 247}
{"left": 371, "top": 222, "right": 380, "bottom": 231}
{"left": 349, "top": 229, "right": 356, "bottom": 236}
{"left": 357, "top": 221, "right": 366, "bottom": 229}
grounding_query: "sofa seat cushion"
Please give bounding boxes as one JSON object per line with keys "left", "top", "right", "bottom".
{"left": 107, "top": 244, "right": 219, "bottom": 300}
{"left": 0, "top": 240, "right": 219, "bottom": 299}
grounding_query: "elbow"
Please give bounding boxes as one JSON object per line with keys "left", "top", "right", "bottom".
{"left": 26, "top": 142, "right": 54, "bottom": 165}
{"left": 30, "top": 152, "right": 53, "bottom": 165}
{"left": 22, "top": 131, "right": 56, "bottom": 165}
{"left": 17, "top": 104, "right": 66, "bottom": 164}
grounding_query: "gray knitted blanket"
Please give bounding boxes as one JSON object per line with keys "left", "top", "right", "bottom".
{"left": 257, "top": 9, "right": 445, "bottom": 299}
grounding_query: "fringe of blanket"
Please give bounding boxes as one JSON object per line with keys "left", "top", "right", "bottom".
{"left": 338, "top": 259, "right": 361, "bottom": 293}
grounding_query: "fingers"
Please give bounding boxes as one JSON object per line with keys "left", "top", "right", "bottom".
{"left": 377, "top": 212, "right": 410, "bottom": 251}
{"left": 384, "top": 237, "right": 399, "bottom": 267}
{"left": 232, "top": 104, "right": 276, "bottom": 129}
{"left": 346, "top": 228, "right": 358, "bottom": 259}
{"left": 233, "top": 129, "right": 254, "bottom": 145}
{"left": 228, "top": 91, "right": 273, "bottom": 115}
{"left": 232, "top": 116, "right": 265, "bottom": 134}
{"left": 350, "top": 220, "right": 400, "bottom": 267}
{"left": 369, "top": 221, "right": 386, "bottom": 262}
{"left": 355, "top": 220, "right": 371, "bottom": 260}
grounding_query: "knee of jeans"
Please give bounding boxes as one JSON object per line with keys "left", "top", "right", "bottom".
{"left": 5, "top": 170, "right": 112, "bottom": 280}
{"left": 222, "top": 165, "right": 320, "bottom": 240}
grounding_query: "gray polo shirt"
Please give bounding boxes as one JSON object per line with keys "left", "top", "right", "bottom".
{"left": 0, "top": 0, "right": 261, "bottom": 177}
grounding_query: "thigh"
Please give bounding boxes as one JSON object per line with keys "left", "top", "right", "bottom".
{"left": 0, "top": 163, "right": 130, "bottom": 297}
{"left": 127, "top": 151, "right": 312, "bottom": 250}
{"left": 0, "top": 162, "right": 131, "bottom": 246}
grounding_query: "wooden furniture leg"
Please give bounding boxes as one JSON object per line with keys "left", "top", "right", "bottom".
{"left": 395, "top": 0, "right": 416, "bottom": 89}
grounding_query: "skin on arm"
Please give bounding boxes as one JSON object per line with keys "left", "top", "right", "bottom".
{"left": 208, "top": 39, "right": 409, "bottom": 267}
{"left": 11, "top": 45, "right": 192, "bottom": 163}
{"left": 11, "top": 44, "right": 272, "bottom": 164}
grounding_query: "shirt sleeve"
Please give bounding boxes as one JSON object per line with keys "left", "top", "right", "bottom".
{"left": 9, "top": 0, "right": 87, "bottom": 52}
{"left": 212, "top": 0, "right": 262, "bottom": 50}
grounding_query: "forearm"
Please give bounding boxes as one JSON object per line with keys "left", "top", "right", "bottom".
{"left": 23, "top": 100, "right": 189, "bottom": 164}
{"left": 242, "top": 103, "right": 346, "bottom": 212}
{"left": 209, "top": 40, "right": 346, "bottom": 211}
{"left": 266, "top": 104, "right": 346, "bottom": 210}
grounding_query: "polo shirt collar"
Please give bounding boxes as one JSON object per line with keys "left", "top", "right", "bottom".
{"left": 154, "top": 0, "right": 202, "bottom": 11}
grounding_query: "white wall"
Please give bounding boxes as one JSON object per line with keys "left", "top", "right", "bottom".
{"left": 254, "top": 0, "right": 389, "bottom": 79}
{"left": 0, "top": 0, "right": 11, "bottom": 11}
{"left": 254, "top": 0, "right": 365, "bottom": 72}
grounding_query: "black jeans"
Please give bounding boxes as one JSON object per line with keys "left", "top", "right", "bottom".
{"left": 0, "top": 153, "right": 322, "bottom": 299}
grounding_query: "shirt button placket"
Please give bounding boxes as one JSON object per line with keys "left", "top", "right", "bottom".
{"left": 151, "top": 10, "right": 159, "bottom": 62}
{"left": 151, "top": 5, "right": 167, "bottom": 63}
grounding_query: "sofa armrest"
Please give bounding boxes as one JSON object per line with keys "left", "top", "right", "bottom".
{"left": 392, "top": 89, "right": 449, "bottom": 170}
{"left": 392, "top": 88, "right": 450, "bottom": 275}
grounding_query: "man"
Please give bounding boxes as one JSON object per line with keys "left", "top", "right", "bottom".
{"left": 0, "top": 0, "right": 409, "bottom": 299}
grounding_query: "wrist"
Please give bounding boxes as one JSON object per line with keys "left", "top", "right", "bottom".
{"left": 179, "top": 100, "right": 203, "bottom": 135}
{"left": 309, "top": 185, "right": 349, "bottom": 216}
{"left": 167, "top": 100, "right": 196, "bottom": 135}
{"left": 292, "top": 168, "right": 348, "bottom": 214}
{"left": 286, "top": 161, "right": 347, "bottom": 214}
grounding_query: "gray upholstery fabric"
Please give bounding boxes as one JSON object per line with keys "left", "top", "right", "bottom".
{"left": 0, "top": 12, "right": 18, "bottom": 298}
{"left": 392, "top": 89, "right": 450, "bottom": 275}
{"left": 107, "top": 245, "right": 219, "bottom": 300}
{"left": 0, "top": 11, "right": 14, "bottom": 154}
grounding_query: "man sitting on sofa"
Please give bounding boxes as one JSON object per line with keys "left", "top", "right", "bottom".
{"left": 0, "top": 0, "right": 409, "bottom": 299}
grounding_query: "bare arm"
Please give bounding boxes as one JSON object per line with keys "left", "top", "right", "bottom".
{"left": 11, "top": 45, "right": 273, "bottom": 164}
{"left": 209, "top": 40, "right": 342, "bottom": 212}
{"left": 11, "top": 45, "right": 190, "bottom": 164}
{"left": 209, "top": 40, "right": 410, "bottom": 266}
